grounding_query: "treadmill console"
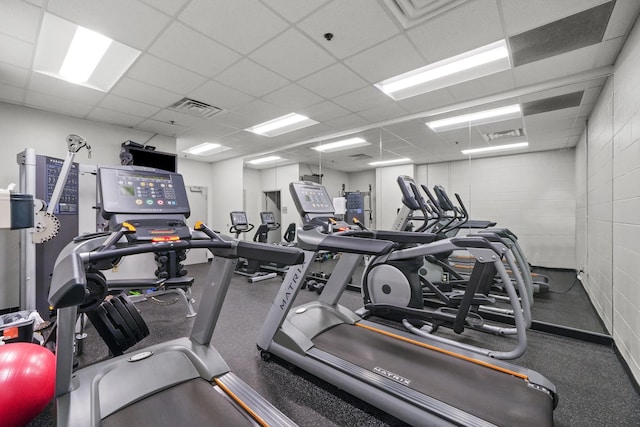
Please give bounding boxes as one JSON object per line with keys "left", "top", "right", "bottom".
{"left": 98, "top": 165, "right": 191, "bottom": 241}
{"left": 99, "top": 166, "right": 190, "bottom": 217}
{"left": 289, "top": 181, "right": 351, "bottom": 231}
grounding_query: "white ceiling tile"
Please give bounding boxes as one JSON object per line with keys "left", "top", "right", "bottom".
{"left": 603, "top": 0, "right": 640, "bottom": 40}
{"left": 111, "top": 77, "right": 181, "bottom": 108}
{"left": 0, "top": 33, "right": 34, "bottom": 69}
{"left": 98, "top": 94, "right": 161, "bottom": 118}
{"left": 188, "top": 81, "right": 254, "bottom": 111}
{"left": 0, "top": 0, "right": 41, "bottom": 42}
{"left": 297, "top": 0, "right": 400, "bottom": 59}
{"left": 205, "top": 111, "right": 254, "bottom": 130}
{"left": 447, "top": 70, "right": 516, "bottom": 102}
{"left": 513, "top": 45, "right": 600, "bottom": 87}
{"left": 297, "top": 101, "right": 351, "bottom": 122}
{"left": 179, "top": 0, "right": 288, "bottom": 54}
{"left": 499, "top": 0, "right": 607, "bottom": 35}
{"left": 344, "top": 35, "right": 425, "bottom": 83}
{"left": 262, "top": 0, "right": 330, "bottom": 23}
{"left": 407, "top": 0, "right": 503, "bottom": 62}
{"left": 249, "top": 29, "right": 336, "bottom": 80}
{"left": 29, "top": 72, "right": 105, "bottom": 105}
{"left": 397, "top": 88, "right": 456, "bottom": 114}
{"left": 358, "top": 103, "right": 409, "bottom": 123}
{"left": 0, "top": 62, "right": 29, "bottom": 87}
{"left": 594, "top": 36, "right": 625, "bottom": 67}
{"left": 0, "top": 83, "right": 25, "bottom": 103}
{"left": 298, "top": 63, "right": 368, "bottom": 98}
{"left": 25, "top": 91, "right": 93, "bottom": 117}
{"left": 324, "top": 113, "right": 369, "bottom": 130}
{"left": 262, "top": 84, "right": 324, "bottom": 111}
{"left": 216, "top": 59, "right": 289, "bottom": 97}
{"left": 333, "top": 86, "right": 398, "bottom": 113}
{"left": 139, "top": 0, "right": 188, "bottom": 16}
{"left": 149, "top": 22, "right": 241, "bottom": 78}
{"left": 178, "top": 121, "right": 241, "bottom": 142}
{"left": 151, "top": 109, "right": 207, "bottom": 128}
{"left": 136, "top": 119, "right": 188, "bottom": 137}
{"left": 234, "top": 99, "right": 290, "bottom": 125}
{"left": 126, "top": 54, "right": 207, "bottom": 95}
{"left": 47, "top": 0, "right": 170, "bottom": 50}
{"left": 87, "top": 107, "right": 145, "bottom": 127}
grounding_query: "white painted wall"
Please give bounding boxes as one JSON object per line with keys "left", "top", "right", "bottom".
{"left": 416, "top": 151, "right": 576, "bottom": 269}
{"left": 209, "top": 157, "right": 244, "bottom": 234}
{"left": 243, "top": 167, "right": 262, "bottom": 238}
{"left": 0, "top": 102, "right": 175, "bottom": 308}
{"left": 578, "top": 17, "right": 640, "bottom": 383}
{"left": 375, "top": 164, "right": 416, "bottom": 230}
{"left": 259, "top": 164, "right": 300, "bottom": 231}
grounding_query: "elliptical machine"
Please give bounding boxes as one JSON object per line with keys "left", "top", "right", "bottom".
{"left": 361, "top": 176, "right": 531, "bottom": 359}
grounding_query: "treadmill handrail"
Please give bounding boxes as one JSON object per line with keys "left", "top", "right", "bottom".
{"left": 296, "top": 227, "right": 394, "bottom": 255}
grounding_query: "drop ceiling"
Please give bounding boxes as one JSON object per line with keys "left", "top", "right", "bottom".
{"left": 0, "top": 0, "right": 638, "bottom": 172}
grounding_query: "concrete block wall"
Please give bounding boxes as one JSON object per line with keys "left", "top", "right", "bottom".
{"left": 577, "top": 16, "right": 640, "bottom": 382}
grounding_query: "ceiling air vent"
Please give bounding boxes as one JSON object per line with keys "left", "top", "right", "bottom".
{"left": 482, "top": 128, "right": 525, "bottom": 142}
{"left": 381, "top": 0, "right": 473, "bottom": 29}
{"left": 169, "top": 98, "right": 222, "bottom": 119}
{"left": 349, "top": 153, "right": 373, "bottom": 160}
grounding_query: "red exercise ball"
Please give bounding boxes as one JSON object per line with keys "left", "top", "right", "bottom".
{"left": 0, "top": 343, "right": 56, "bottom": 427}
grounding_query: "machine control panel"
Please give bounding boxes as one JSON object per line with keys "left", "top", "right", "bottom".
{"left": 99, "top": 166, "right": 190, "bottom": 217}
{"left": 46, "top": 157, "right": 78, "bottom": 215}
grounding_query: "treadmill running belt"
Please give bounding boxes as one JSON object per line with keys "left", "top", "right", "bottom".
{"left": 312, "top": 323, "right": 553, "bottom": 427}
{"left": 101, "top": 378, "right": 256, "bottom": 427}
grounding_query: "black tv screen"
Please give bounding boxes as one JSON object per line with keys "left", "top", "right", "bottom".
{"left": 127, "top": 147, "right": 177, "bottom": 173}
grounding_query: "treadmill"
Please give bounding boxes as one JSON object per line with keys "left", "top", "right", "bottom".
{"left": 257, "top": 180, "right": 557, "bottom": 427}
{"left": 49, "top": 165, "right": 304, "bottom": 427}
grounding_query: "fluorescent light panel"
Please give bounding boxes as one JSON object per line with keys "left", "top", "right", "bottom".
{"left": 311, "top": 137, "right": 370, "bottom": 153}
{"left": 182, "top": 142, "right": 229, "bottom": 156}
{"left": 376, "top": 40, "right": 511, "bottom": 101}
{"left": 245, "top": 113, "right": 318, "bottom": 137}
{"left": 33, "top": 13, "right": 140, "bottom": 92}
{"left": 247, "top": 156, "right": 283, "bottom": 165}
{"left": 59, "top": 27, "right": 112, "bottom": 83}
{"left": 461, "top": 142, "right": 528, "bottom": 155}
{"left": 426, "top": 104, "right": 521, "bottom": 132}
{"left": 368, "top": 158, "right": 412, "bottom": 166}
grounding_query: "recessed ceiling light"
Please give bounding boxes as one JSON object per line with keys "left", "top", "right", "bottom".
{"left": 247, "top": 156, "right": 283, "bottom": 165}
{"left": 59, "top": 27, "right": 112, "bottom": 83}
{"left": 33, "top": 13, "right": 140, "bottom": 92}
{"left": 311, "top": 137, "right": 370, "bottom": 153}
{"left": 375, "top": 40, "right": 511, "bottom": 101}
{"left": 426, "top": 104, "right": 521, "bottom": 132}
{"left": 182, "top": 142, "right": 229, "bottom": 156}
{"left": 245, "top": 113, "right": 318, "bottom": 137}
{"left": 461, "top": 142, "right": 529, "bottom": 155}
{"left": 368, "top": 158, "right": 412, "bottom": 166}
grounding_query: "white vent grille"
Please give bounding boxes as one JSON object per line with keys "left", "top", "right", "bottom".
{"left": 381, "top": 0, "right": 473, "bottom": 29}
{"left": 482, "top": 128, "right": 525, "bottom": 142}
{"left": 349, "top": 153, "right": 373, "bottom": 160}
{"left": 169, "top": 98, "right": 222, "bottom": 119}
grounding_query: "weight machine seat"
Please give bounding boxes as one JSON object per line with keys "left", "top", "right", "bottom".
{"left": 102, "top": 378, "right": 253, "bottom": 427}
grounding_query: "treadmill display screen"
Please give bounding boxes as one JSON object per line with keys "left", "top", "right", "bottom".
{"left": 261, "top": 212, "right": 275, "bottom": 225}
{"left": 230, "top": 211, "right": 248, "bottom": 226}
{"left": 290, "top": 181, "right": 334, "bottom": 216}
{"left": 99, "top": 166, "right": 190, "bottom": 217}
